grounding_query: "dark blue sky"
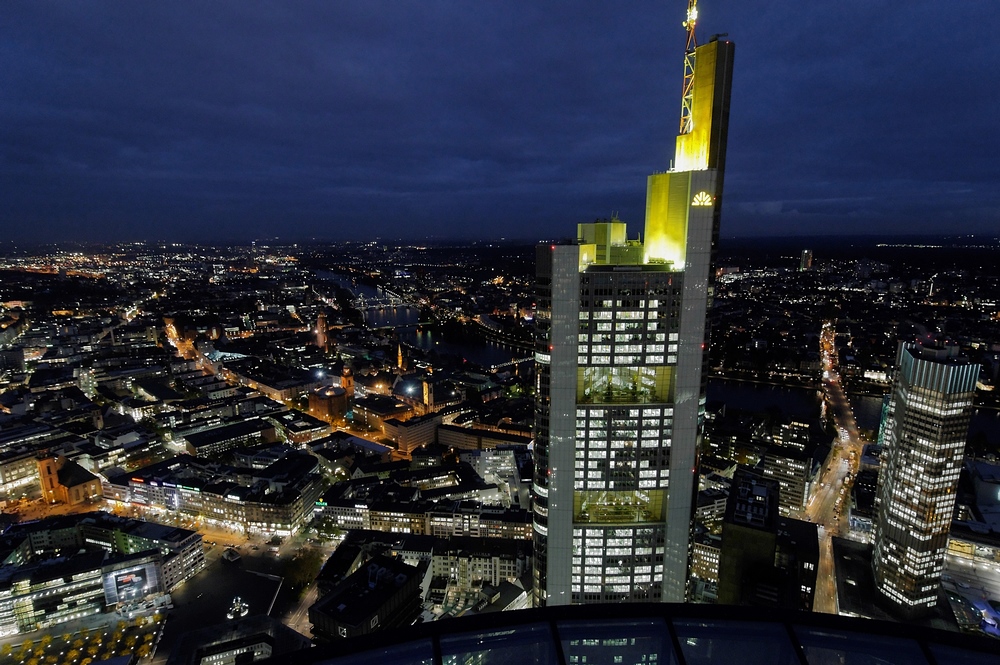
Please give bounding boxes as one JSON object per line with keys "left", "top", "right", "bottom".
{"left": 3, "top": 1, "right": 998, "bottom": 243}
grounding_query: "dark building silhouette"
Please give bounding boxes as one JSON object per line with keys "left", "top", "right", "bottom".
{"left": 718, "top": 468, "right": 818, "bottom": 610}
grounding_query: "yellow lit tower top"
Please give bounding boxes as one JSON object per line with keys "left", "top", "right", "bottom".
{"left": 643, "top": 0, "right": 734, "bottom": 267}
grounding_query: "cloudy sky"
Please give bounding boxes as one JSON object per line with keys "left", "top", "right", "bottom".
{"left": 3, "top": 1, "right": 998, "bottom": 243}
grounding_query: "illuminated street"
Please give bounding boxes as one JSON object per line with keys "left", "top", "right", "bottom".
{"left": 283, "top": 582, "right": 320, "bottom": 638}
{"left": 944, "top": 556, "right": 1000, "bottom": 604}
{"left": 807, "top": 322, "right": 867, "bottom": 613}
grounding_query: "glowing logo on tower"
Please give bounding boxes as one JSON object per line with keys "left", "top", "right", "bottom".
{"left": 691, "top": 191, "right": 713, "bottom": 207}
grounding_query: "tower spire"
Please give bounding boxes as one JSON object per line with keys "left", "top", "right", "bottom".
{"left": 679, "top": 0, "right": 698, "bottom": 135}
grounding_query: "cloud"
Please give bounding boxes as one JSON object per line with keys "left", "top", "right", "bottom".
{"left": 1, "top": 0, "right": 997, "bottom": 241}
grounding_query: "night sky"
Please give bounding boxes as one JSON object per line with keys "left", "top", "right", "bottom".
{"left": 3, "top": 1, "right": 998, "bottom": 244}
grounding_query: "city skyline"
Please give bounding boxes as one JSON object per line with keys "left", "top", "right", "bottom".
{"left": 1, "top": 207, "right": 1000, "bottom": 647}
{"left": 4, "top": 1, "right": 999, "bottom": 244}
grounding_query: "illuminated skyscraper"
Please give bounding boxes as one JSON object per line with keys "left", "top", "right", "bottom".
{"left": 800, "top": 249, "right": 813, "bottom": 272}
{"left": 872, "top": 338, "right": 979, "bottom": 615}
{"left": 531, "top": 9, "right": 734, "bottom": 606}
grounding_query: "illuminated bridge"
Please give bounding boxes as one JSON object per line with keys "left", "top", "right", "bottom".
{"left": 489, "top": 357, "right": 534, "bottom": 373}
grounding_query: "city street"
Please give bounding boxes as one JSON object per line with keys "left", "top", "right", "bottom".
{"left": 283, "top": 582, "right": 319, "bottom": 638}
{"left": 944, "top": 556, "right": 1000, "bottom": 603}
{"left": 806, "top": 322, "right": 867, "bottom": 613}
{"left": 3, "top": 496, "right": 104, "bottom": 522}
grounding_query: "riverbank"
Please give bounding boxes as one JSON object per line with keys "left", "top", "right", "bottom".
{"left": 708, "top": 372, "right": 820, "bottom": 391}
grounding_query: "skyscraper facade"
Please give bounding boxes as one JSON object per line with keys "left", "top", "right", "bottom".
{"left": 532, "top": 29, "right": 734, "bottom": 606}
{"left": 872, "top": 339, "right": 979, "bottom": 614}
{"left": 799, "top": 249, "right": 813, "bottom": 272}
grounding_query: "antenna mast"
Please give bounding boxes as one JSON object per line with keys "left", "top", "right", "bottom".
{"left": 679, "top": 0, "right": 698, "bottom": 135}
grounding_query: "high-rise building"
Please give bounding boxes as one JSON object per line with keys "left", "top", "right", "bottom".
{"left": 799, "top": 249, "right": 813, "bottom": 272}
{"left": 315, "top": 310, "right": 328, "bottom": 352}
{"left": 531, "top": 7, "right": 734, "bottom": 606}
{"left": 872, "top": 338, "right": 979, "bottom": 615}
{"left": 717, "top": 467, "right": 818, "bottom": 610}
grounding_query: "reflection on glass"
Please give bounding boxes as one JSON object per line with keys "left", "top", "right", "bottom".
{"left": 558, "top": 618, "right": 677, "bottom": 665}
{"left": 793, "top": 626, "right": 928, "bottom": 665}
{"left": 440, "top": 623, "right": 556, "bottom": 665}
{"left": 324, "top": 641, "right": 434, "bottom": 665}
{"left": 672, "top": 620, "right": 799, "bottom": 665}
{"left": 928, "top": 643, "right": 1000, "bottom": 665}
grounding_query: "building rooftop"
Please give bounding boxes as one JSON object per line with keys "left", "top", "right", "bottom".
{"left": 310, "top": 555, "right": 421, "bottom": 629}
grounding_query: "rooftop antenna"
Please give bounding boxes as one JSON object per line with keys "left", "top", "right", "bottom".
{"left": 679, "top": 0, "right": 698, "bottom": 135}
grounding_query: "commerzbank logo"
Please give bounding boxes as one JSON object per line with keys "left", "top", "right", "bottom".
{"left": 691, "top": 192, "right": 713, "bottom": 207}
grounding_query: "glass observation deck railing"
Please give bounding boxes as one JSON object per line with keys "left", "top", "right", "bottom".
{"left": 264, "top": 602, "right": 1000, "bottom": 665}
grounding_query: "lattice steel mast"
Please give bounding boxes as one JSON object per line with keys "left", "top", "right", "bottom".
{"left": 678, "top": 0, "right": 698, "bottom": 135}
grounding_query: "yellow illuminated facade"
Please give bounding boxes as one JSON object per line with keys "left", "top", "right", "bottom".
{"left": 643, "top": 171, "right": 692, "bottom": 268}
{"left": 578, "top": 222, "right": 627, "bottom": 264}
{"left": 643, "top": 39, "right": 732, "bottom": 268}
{"left": 673, "top": 40, "right": 726, "bottom": 172}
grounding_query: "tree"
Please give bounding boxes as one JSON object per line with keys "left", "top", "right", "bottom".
{"left": 125, "top": 635, "right": 137, "bottom": 648}
{"left": 284, "top": 547, "right": 324, "bottom": 590}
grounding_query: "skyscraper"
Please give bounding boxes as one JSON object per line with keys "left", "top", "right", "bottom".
{"left": 531, "top": 6, "right": 734, "bottom": 606}
{"left": 800, "top": 249, "right": 813, "bottom": 272}
{"left": 872, "top": 338, "right": 979, "bottom": 615}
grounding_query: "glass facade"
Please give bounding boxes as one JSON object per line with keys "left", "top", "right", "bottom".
{"left": 872, "top": 341, "right": 979, "bottom": 613}
{"left": 534, "top": 245, "right": 694, "bottom": 605}
{"left": 287, "top": 605, "right": 1000, "bottom": 665}
{"left": 532, "top": 29, "right": 734, "bottom": 608}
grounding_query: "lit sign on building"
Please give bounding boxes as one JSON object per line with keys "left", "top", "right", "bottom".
{"left": 691, "top": 192, "right": 713, "bottom": 207}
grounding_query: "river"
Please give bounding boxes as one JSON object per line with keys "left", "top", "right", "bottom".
{"left": 316, "top": 270, "right": 524, "bottom": 369}
{"left": 706, "top": 378, "right": 823, "bottom": 419}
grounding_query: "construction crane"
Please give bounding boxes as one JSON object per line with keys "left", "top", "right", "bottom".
{"left": 679, "top": 0, "right": 698, "bottom": 135}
